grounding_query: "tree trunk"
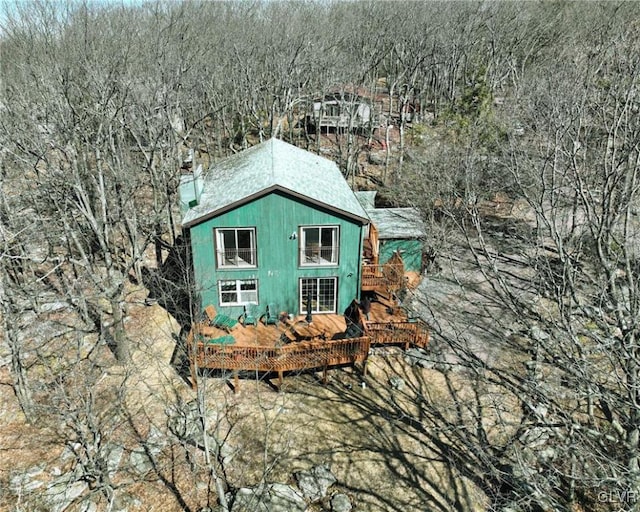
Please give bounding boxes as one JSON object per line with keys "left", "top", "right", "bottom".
{"left": 384, "top": 81, "right": 395, "bottom": 183}
{"left": 110, "top": 285, "right": 129, "bottom": 363}
{"left": 8, "top": 331, "right": 34, "bottom": 421}
{"left": 198, "top": 385, "right": 229, "bottom": 511}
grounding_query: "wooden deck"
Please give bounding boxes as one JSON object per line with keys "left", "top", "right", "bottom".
{"left": 187, "top": 292, "right": 430, "bottom": 390}
{"left": 361, "top": 253, "right": 405, "bottom": 293}
{"left": 190, "top": 334, "right": 370, "bottom": 390}
{"left": 363, "top": 299, "right": 430, "bottom": 349}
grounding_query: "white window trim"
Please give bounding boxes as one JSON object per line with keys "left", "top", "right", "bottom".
{"left": 218, "top": 279, "right": 259, "bottom": 306}
{"left": 215, "top": 227, "right": 257, "bottom": 269}
{"left": 299, "top": 225, "right": 340, "bottom": 267}
{"left": 299, "top": 277, "right": 337, "bottom": 314}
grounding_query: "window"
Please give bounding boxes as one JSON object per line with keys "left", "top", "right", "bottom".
{"left": 323, "top": 102, "right": 340, "bottom": 117}
{"left": 219, "top": 279, "right": 258, "bottom": 306}
{"left": 299, "top": 277, "right": 337, "bottom": 314}
{"left": 300, "top": 226, "right": 339, "bottom": 266}
{"left": 215, "top": 228, "right": 256, "bottom": 268}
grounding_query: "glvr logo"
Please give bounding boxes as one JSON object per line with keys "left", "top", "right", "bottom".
{"left": 598, "top": 489, "right": 638, "bottom": 510}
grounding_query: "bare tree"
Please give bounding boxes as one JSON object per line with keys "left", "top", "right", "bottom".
{"left": 391, "top": 4, "right": 640, "bottom": 509}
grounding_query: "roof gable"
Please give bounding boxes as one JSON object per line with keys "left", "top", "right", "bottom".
{"left": 182, "top": 138, "right": 369, "bottom": 228}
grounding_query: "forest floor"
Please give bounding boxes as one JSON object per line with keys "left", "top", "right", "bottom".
{"left": 0, "top": 274, "right": 492, "bottom": 511}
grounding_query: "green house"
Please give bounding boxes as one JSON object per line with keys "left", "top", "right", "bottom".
{"left": 180, "top": 138, "right": 370, "bottom": 320}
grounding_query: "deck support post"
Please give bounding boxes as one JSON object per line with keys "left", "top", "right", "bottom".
{"left": 278, "top": 370, "right": 283, "bottom": 391}
{"left": 233, "top": 370, "right": 239, "bottom": 393}
{"left": 322, "top": 364, "right": 328, "bottom": 384}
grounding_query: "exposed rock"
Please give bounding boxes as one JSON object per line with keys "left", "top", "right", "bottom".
{"left": 218, "top": 440, "right": 236, "bottom": 465}
{"left": 269, "top": 483, "right": 308, "bottom": 511}
{"left": 61, "top": 443, "right": 82, "bottom": 461}
{"left": 130, "top": 448, "right": 153, "bottom": 476}
{"left": 167, "top": 400, "right": 235, "bottom": 463}
{"left": 529, "top": 325, "right": 550, "bottom": 342}
{"left": 388, "top": 376, "right": 405, "bottom": 390}
{"left": 26, "top": 463, "right": 46, "bottom": 477}
{"left": 10, "top": 469, "right": 44, "bottom": 494}
{"left": 538, "top": 447, "right": 557, "bottom": 463}
{"left": 146, "top": 424, "right": 167, "bottom": 457}
{"left": 519, "top": 426, "right": 551, "bottom": 449}
{"left": 44, "top": 477, "right": 88, "bottom": 512}
{"left": 105, "top": 443, "right": 124, "bottom": 474}
{"left": 403, "top": 348, "right": 433, "bottom": 369}
{"left": 433, "top": 361, "right": 452, "bottom": 373}
{"left": 24, "top": 478, "right": 45, "bottom": 492}
{"left": 231, "top": 483, "right": 307, "bottom": 512}
{"left": 80, "top": 502, "right": 98, "bottom": 512}
{"left": 367, "top": 152, "right": 384, "bottom": 165}
{"left": 523, "top": 401, "right": 548, "bottom": 419}
{"left": 231, "top": 487, "right": 265, "bottom": 512}
{"left": 368, "top": 347, "right": 394, "bottom": 356}
{"left": 331, "top": 493, "right": 352, "bottom": 512}
{"left": 167, "top": 399, "right": 203, "bottom": 443}
{"left": 294, "top": 465, "right": 337, "bottom": 502}
{"left": 39, "top": 301, "right": 70, "bottom": 313}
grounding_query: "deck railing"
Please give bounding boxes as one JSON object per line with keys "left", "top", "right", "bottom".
{"left": 365, "top": 319, "right": 430, "bottom": 348}
{"left": 190, "top": 335, "right": 371, "bottom": 373}
{"left": 361, "top": 263, "right": 404, "bottom": 292}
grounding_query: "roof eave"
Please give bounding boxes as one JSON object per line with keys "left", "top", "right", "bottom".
{"left": 182, "top": 184, "right": 370, "bottom": 229}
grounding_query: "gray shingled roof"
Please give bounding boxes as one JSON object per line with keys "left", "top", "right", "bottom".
{"left": 354, "top": 191, "right": 426, "bottom": 239}
{"left": 353, "top": 191, "right": 377, "bottom": 210}
{"left": 366, "top": 208, "right": 426, "bottom": 239}
{"left": 182, "top": 138, "right": 369, "bottom": 228}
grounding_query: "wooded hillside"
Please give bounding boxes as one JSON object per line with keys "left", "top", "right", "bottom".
{"left": 2, "top": 1, "right": 640, "bottom": 511}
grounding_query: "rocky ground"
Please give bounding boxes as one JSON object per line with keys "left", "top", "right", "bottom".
{"left": 0, "top": 273, "right": 493, "bottom": 511}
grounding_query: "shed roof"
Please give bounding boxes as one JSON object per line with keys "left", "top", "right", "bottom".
{"left": 182, "top": 138, "right": 369, "bottom": 228}
{"left": 354, "top": 191, "right": 425, "bottom": 239}
{"left": 366, "top": 208, "right": 426, "bottom": 240}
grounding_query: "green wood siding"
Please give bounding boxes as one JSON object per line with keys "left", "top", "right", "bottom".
{"left": 379, "top": 239, "right": 423, "bottom": 272}
{"left": 189, "top": 190, "right": 364, "bottom": 319}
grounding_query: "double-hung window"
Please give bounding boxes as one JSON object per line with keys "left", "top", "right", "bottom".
{"left": 299, "top": 277, "right": 337, "bottom": 314}
{"left": 215, "top": 228, "right": 256, "bottom": 268}
{"left": 300, "top": 226, "right": 339, "bottom": 266}
{"left": 324, "top": 103, "right": 340, "bottom": 117}
{"left": 219, "top": 279, "right": 258, "bottom": 306}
